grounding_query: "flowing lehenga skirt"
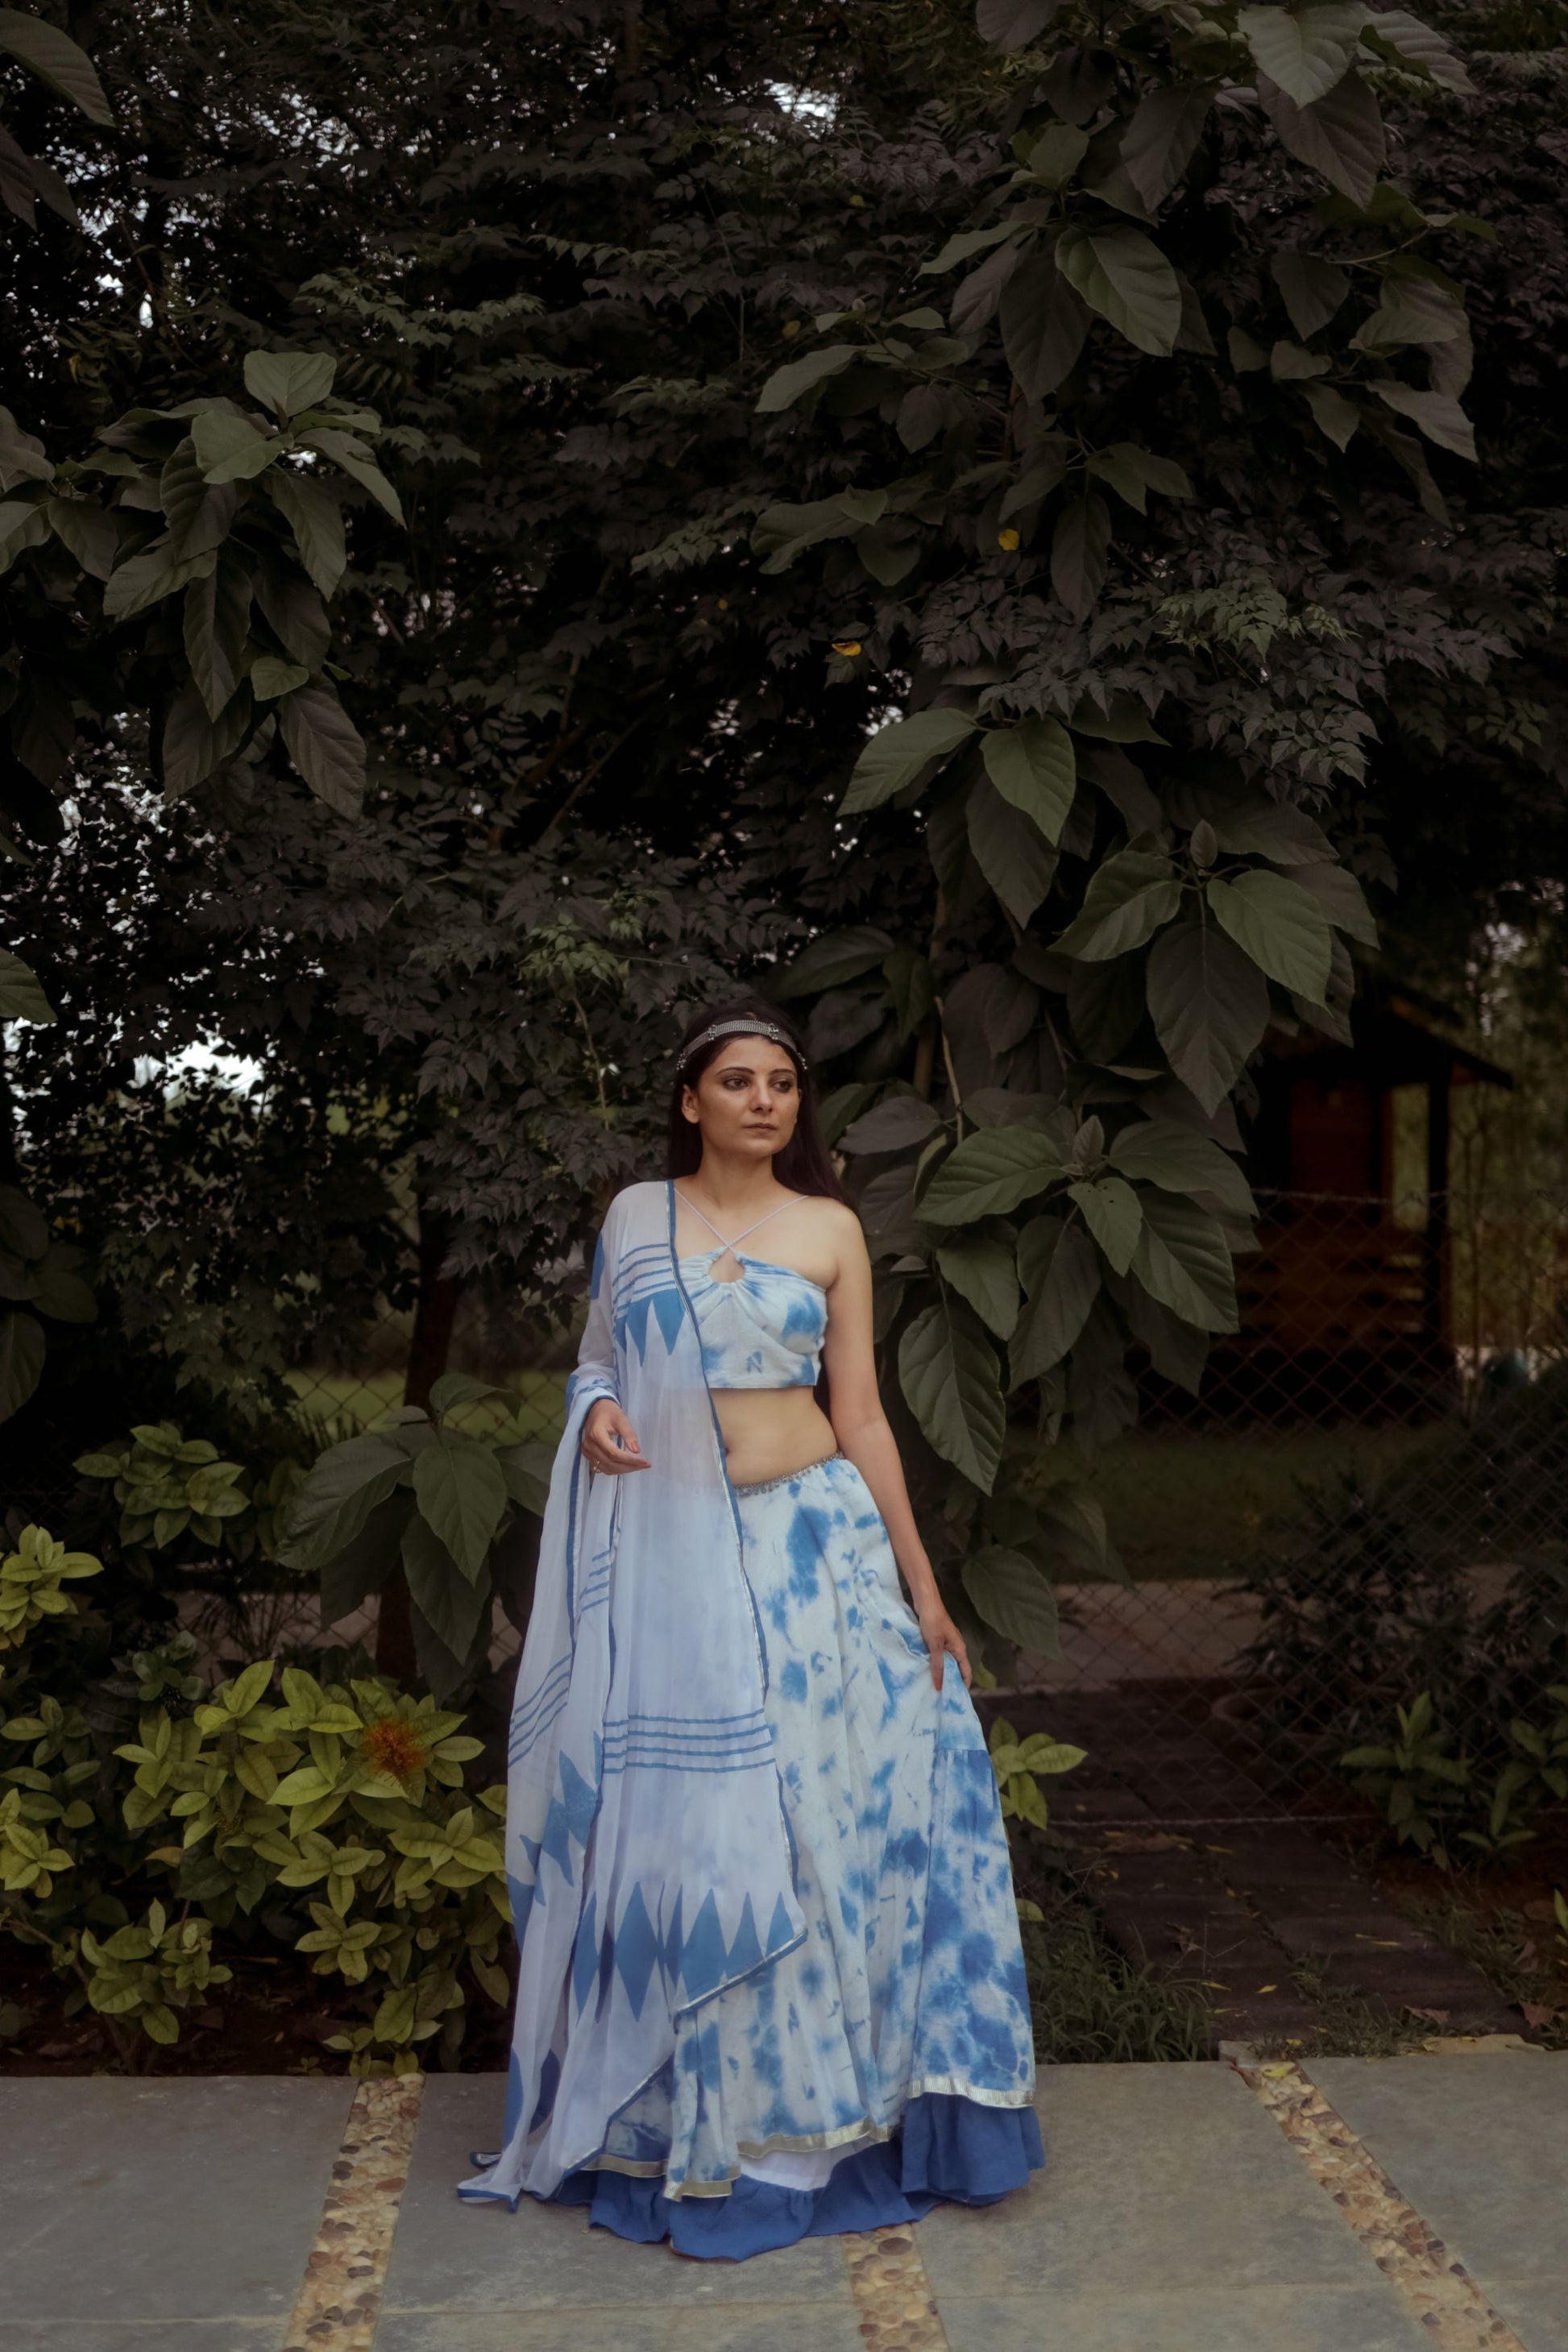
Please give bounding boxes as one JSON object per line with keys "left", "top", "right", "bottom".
{"left": 542, "top": 1452, "right": 1042, "bottom": 2258}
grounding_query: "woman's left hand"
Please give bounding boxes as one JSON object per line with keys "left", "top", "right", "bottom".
{"left": 915, "top": 1595, "right": 971, "bottom": 1691}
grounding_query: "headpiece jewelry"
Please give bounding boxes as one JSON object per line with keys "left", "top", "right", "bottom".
{"left": 676, "top": 1018, "right": 807, "bottom": 1075}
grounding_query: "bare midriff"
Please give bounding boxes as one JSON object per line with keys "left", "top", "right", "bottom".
{"left": 710, "top": 1386, "right": 838, "bottom": 1489}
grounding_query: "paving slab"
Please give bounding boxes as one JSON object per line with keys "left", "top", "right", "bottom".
{"left": 374, "top": 2312, "right": 865, "bottom": 2352}
{"left": 376, "top": 2076, "right": 855, "bottom": 2319}
{"left": 0, "top": 2075, "right": 353, "bottom": 2340}
{"left": 940, "top": 2283, "right": 1430, "bottom": 2352}
{"left": 917, "top": 2066, "right": 1425, "bottom": 2321}
{"left": 1309, "top": 2052, "right": 1568, "bottom": 2352}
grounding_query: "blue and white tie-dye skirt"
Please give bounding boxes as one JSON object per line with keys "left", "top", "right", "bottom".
{"left": 552, "top": 1452, "right": 1043, "bottom": 2257}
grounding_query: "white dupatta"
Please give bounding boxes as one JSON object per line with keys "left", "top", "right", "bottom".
{"left": 463, "top": 1180, "right": 805, "bottom": 2204}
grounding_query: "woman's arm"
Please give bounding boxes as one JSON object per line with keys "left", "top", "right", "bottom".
{"left": 820, "top": 1210, "right": 970, "bottom": 1688}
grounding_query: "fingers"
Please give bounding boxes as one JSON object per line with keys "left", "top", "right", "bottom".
{"left": 579, "top": 1409, "right": 649, "bottom": 1473}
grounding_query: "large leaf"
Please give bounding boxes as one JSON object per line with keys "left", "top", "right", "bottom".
{"left": 162, "top": 681, "right": 251, "bottom": 803}
{"left": 319, "top": 1491, "right": 412, "bottom": 1624}
{"left": 999, "top": 251, "right": 1090, "bottom": 400}
{"left": 1271, "top": 250, "right": 1351, "bottom": 338}
{"left": 1123, "top": 1284, "right": 1210, "bottom": 1397}
{"left": 936, "top": 1230, "right": 1021, "bottom": 1340}
{"left": 1208, "top": 799, "right": 1334, "bottom": 864}
{"left": 1051, "top": 494, "right": 1110, "bottom": 620}
{"left": 840, "top": 710, "right": 976, "bottom": 816}
{"left": 1130, "top": 1193, "right": 1238, "bottom": 1334}
{"left": 966, "top": 777, "right": 1058, "bottom": 925}
{"left": 265, "top": 472, "right": 346, "bottom": 597}
{"left": 45, "top": 495, "right": 118, "bottom": 579}
{"left": 31, "top": 1242, "right": 95, "bottom": 1323}
{"left": 1110, "top": 1118, "right": 1256, "bottom": 1218}
{"left": 244, "top": 350, "right": 337, "bottom": 417}
{"left": 403, "top": 1516, "right": 487, "bottom": 1687}
{"left": 1370, "top": 382, "right": 1475, "bottom": 461}
{"left": 1207, "top": 870, "right": 1332, "bottom": 1004}
{"left": 1121, "top": 84, "right": 1214, "bottom": 210}
{"left": 301, "top": 427, "right": 404, "bottom": 524}
{"left": 255, "top": 558, "right": 330, "bottom": 669}
{"left": 0, "top": 1184, "right": 48, "bottom": 1260}
{"left": 0, "top": 10, "right": 113, "bottom": 122}
{"left": 192, "top": 411, "right": 278, "bottom": 485}
{"left": 1054, "top": 850, "right": 1182, "bottom": 960}
{"left": 1363, "top": 9, "right": 1471, "bottom": 92}
{"left": 1238, "top": 3, "right": 1367, "bottom": 105}
{"left": 412, "top": 1440, "right": 508, "bottom": 1584}
{"left": 840, "top": 1094, "right": 944, "bottom": 1154}
{"left": 183, "top": 556, "right": 252, "bottom": 722}
{"left": 919, "top": 1127, "right": 1065, "bottom": 1224}
{"left": 277, "top": 1434, "right": 409, "bottom": 1571}
{"left": 975, "top": 0, "right": 1063, "bottom": 50}
{"left": 1055, "top": 225, "right": 1182, "bottom": 357}
{"left": 102, "top": 545, "right": 214, "bottom": 623}
{"left": 898, "top": 1298, "right": 1006, "bottom": 1492}
{"left": 277, "top": 684, "right": 366, "bottom": 817}
{"left": 962, "top": 1546, "right": 1060, "bottom": 1653}
{"left": 1067, "top": 1176, "right": 1143, "bottom": 1276}
{"left": 0, "top": 1309, "right": 45, "bottom": 1422}
{"left": 0, "top": 949, "right": 53, "bottom": 1023}
{"left": 754, "top": 344, "right": 860, "bottom": 413}
{"left": 1259, "top": 69, "right": 1385, "bottom": 208}
{"left": 773, "top": 924, "right": 893, "bottom": 1000}
{"left": 1010, "top": 1217, "right": 1098, "bottom": 1382}
{"left": 1068, "top": 953, "right": 1145, "bottom": 1064}
{"left": 1283, "top": 859, "right": 1379, "bottom": 947}
{"left": 1145, "top": 921, "right": 1269, "bottom": 1114}
{"left": 981, "top": 717, "right": 1076, "bottom": 843}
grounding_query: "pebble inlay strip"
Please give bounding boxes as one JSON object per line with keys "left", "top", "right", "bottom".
{"left": 845, "top": 2224, "right": 950, "bottom": 2351}
{"left": 282, "top": 2072, "right": 426, "bottom": 2350}
{"left": 1238, "top": 2059, "right": 1529, "bottom": 2351}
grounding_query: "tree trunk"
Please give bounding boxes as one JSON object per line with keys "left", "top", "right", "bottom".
{"left": 375, "top": 1205, "right": 459, "bottom": 1682}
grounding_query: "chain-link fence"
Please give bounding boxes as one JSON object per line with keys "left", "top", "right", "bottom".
{"left": 1017, "top": 1186, "right": 1568, "bottom": 1830}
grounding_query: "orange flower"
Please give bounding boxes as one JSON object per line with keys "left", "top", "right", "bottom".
{"left": 832, "top": 639, "right": 862, "bottom": 657}
{"left": 998, "top": 528, "right": 1020, "bottom": 551}
{"left": 361, "top": 1715, "right": 426, "bottom": 1783}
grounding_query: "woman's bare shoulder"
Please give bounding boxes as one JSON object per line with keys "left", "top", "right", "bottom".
{"left": 802, "top": 1194, "right": 867, "bottom": 1254}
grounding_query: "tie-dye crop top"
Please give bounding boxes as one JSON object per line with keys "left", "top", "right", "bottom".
{"left": 678, "top": 1252, "right": 827, "bottom": 1389}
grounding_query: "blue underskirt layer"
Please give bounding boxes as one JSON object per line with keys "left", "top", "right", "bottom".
{"left": 551, "top": 2093, "right": 1043, "bottom": 2261}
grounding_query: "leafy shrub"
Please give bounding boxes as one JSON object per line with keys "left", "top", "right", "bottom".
{"left": 1342, "top": 1684, "right": 1568, "bottom": 1868}
{"left": 0, "top": 1524, "right": 510, "bottom": 2073}
{"left": 988, "top": 1716, "right": 1085, "bottom": 1831}
{"left": 75, "top": 1424, "right": 253, "bottom": 1553}
{"left": 0, "top": 1525, "right": 102, "bottom": 1649}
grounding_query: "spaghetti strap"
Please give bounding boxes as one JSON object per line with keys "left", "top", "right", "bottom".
{"left": 674, "top": 1188, "right": 801, "bottom": 1251}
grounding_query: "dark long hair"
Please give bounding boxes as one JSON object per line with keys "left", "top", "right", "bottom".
{"left": 666, "top": 995, "right": 848, "bottom": 1201}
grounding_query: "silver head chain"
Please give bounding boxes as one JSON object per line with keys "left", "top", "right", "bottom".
{"left": 675, "top": 1018, "right": 808, "bottom": 1076}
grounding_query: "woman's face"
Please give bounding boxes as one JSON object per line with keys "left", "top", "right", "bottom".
{"left": 682, "top": 1036, "right": 801, "bottom": 1164}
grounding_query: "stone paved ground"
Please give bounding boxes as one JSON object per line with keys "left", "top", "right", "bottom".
{"left": 1, "top": 2051, "right": 1563, "bottom": 2352}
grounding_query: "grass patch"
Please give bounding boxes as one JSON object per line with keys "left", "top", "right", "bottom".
{"left": 1023, "top": 1869, "right": 1213, "bottom": 2062}
{"left": 1389, "top": 1894, "right": 1568, "bottom": 2048}
{"left": 1252, "top": 1956, "right": 1421, "bottom": 2061}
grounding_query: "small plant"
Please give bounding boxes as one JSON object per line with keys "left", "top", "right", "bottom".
{"left": 1341, "top": 1690, "right": 1471, "bottom": 1867}
{"left": 0, "top": 1525, "right": 102, "bottom": 1649}
{"left": 75, "top": 1424, "right": 253, "bottom": 1552}
{"left": 989, "top": 1716, "right": 1085, "bottom": 1831}
{"left": 73, "top": 1902, "right": 231, "bottom": 2054}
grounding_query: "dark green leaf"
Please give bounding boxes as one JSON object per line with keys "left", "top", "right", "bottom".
{"left": 277, "top": 1434, "right": 409, "bottom": 1571}
{"left": 0, "top": 10, "right": 113, "bottom": 122}
{"left": 754, "top": 344, "right": 861, "bottom": 413}
{"left": 0, "top": 1309, "right": 45, "bottom": 1423}
{"left": 1054, "top": 850, "right": 1182, "bottom": 960}
{"left": 1271, "top": 251, "right": 1352, "bottom": 338}
{"left": 1370, "top": 381, "right": 1475, "bottom": 461}
{"left": 192, "top": 411, "right": 278, "bottom": 485}
{"left": 981, "top": 717, "right": 1076, "bottom": 842}
{"left": 255, "top": 557, "right": 330, "bottom": 668}
{"left": 1238, "top": 3, "right": 1365, "bottom": 105}
{"left": 1120, "top": 84, "right": 1214, "bottom": 210}
{"left": 102, "top": 545, "right": 215, "bottom": 623}
{"left": 898, "top": 1296, "right": 1006, "bottom": 1491}
{"left": 1300, "top": 381, "right": 1361, "bottom": 450}
{"left": 1056, "top": 225, "right": 1182, "bottom": 357}
{"left": 1068, "top": 954, "right": 1146, "bottom": 1064}
{"left": 936, "top": 1230, "right": 1021, "bottom": 1339}
{"left": 1010, "top": 1217, "right": 1098, "bottom": 1382}
{"left": 301, "top": 427, "right": 404, "bottom": 523}
{"left": 1123, "top": 1284, "right": 1210, "bottom": 1396}
{"left": 44, "top": 496, "right": 118, "bottom": 580}
{"left": 411, "top": 1439, "right": 509, "bottom": 1583}
{"left": 840, "top": 1094, "right": 944, "bottom": 1154}
{"left": 30, "top": 1242, "right": 96, "bottom": 1323}
{"left": 244, "top": 351, "right": 337, "bottom": 417}
{"left": 1209, "top": 799, "right": 1335, "bottom": 863}
{"left": 919, "top": 1126, "right": 1065, "bottom": 1225}
{"left": 1283, "top": 859, "right": 1379, "bottom": 947}
{"left": 1068, "top": 1176, "right": 1143, "bottom": 1275}
{"left": 840, "top": 711, "right": 977, "bottom": 816}
{"left": 162, "top": 682, "right": 251, "bottom": 804}
{"left": 966, "top": 776, "right": 1059, "bottom": 925}
{"left": 962, "top": 1545, "right": 1060, "bottom": 1652}
{"left": 429, "top": 1371, "right": 512, "bottom": 1414}
{"left": 277, "top": 683, "right": 366, "bottom": 817}
{"left": 975, "top": 0, "right": 1063, "bottom": 50}
{"left": 319, "top": 1492, "right": 412, "bottom": 1624}
{"left": 999, "top": 252, "right": 1090, "bottom": 401}
{"left": 0, "top": 949, "right": 53, "bottom": 1024}
{"left": 403, "top": 1516, "right": 487, "bottom": 1677}
{"left": 494, "top": 1438, "right": 554, "bottom": 1518}
{"left": 0, "top": 1185, "right": 48, "bottom": 1262}
{"left": 1109, "top": 1118, "right": 1256, "bottom": 1218}
{"left": 1259, "top": 69, "right": 1386, "bottom": 209}
{"left": 1145, "top": 921, "right": 1269, "bottom": 1114}
{"left": 1051, "top": 494, "right": 1110, "bottom": 620}
{"left": 773, "top": 924, "right": 894, "bottom": 1000}
{"left": 264, "top": 473, "right": 346, "bottom": 598}
{"left": 1206, "top": 870, "right": 1333, "bottom": 1003}
{"left": 1130, "top": 1192, "right": 1238, "bottom": 1333}
{"left": 183, "top": 555, "right": 252, "bottom": 721}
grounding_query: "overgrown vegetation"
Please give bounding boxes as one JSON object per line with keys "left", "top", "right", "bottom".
{"left": 1020, "top": 1866, "right": 1213, "bottom": 2063}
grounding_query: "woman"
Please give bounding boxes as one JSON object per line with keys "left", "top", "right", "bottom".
{"left": 463, "top": 998, "right": 1041, "bottom": 2257}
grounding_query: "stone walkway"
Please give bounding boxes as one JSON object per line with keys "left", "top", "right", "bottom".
{"left": 2, "top": 2052, "right": 1564, "bottom": 2351}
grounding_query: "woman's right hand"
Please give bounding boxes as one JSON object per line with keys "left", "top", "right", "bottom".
{"left": 581, "top": 1400, "right": 649, "bottom": 1475}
